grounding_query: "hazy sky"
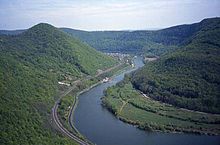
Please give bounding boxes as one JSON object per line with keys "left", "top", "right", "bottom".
{"left": 0, "top": 0, "right": 220, "bottom": 30}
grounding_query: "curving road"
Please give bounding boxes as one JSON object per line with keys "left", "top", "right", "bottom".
{"left": 52, "top": 62, "right": 125, "bottom": 145}
{"left": 52, "top": 99, "right": 90, "bottom": 145}
{"left": 52, "top": 79, "right": 94, "bottom": 145}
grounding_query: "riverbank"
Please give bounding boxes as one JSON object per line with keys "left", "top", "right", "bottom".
{"left": 72, "top": 56, "right": 220, "bottom": 145}
{"left": 102, "top": 82, "right": 220, "bottom": 135}
{"left": 56, "top": 60, "right": 131, "bottom": 143}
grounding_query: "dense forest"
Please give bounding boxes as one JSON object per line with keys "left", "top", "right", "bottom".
{"left": 1, "top": 17, "right": 220, "bottom": 144}
{"left": 60, "top": 28, "right": 177, "bottom": 55}
{"left": 2, "top": 19, "right": 213, "bottom": 56}
{"left": 60, "top": 19, "right": 215, "bottom": 56}
{"left": 0, "top": 23, "right": 116, "bottom": 144}
{"left": 130, "top": 18, "right": 220, "bottom": 113}
{"left": 102, "top": 18, "right": 220, "bottom": 135}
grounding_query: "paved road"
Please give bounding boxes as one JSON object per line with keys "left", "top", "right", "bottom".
{"left": 52, "top": 62, "right": 125, "bottom": 145}
{"left": 52, "top": 100, "right": 90, "bottom": 145}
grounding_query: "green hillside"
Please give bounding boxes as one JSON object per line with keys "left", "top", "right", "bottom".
{"left": 131, "top": 18, "right": 220, "bottom": 113}
{"left": 61, "top": 19, "right": 217, "bottom": 56}
{"left": 103, "top": 82, "right": 220, "bottom": 135}
{"left": 2, "top": 19, "right": 217, "bottom": 56}
{"left": 102, "top": 18, "right": 220, "bottom": 135}
{"left": 61, "top": 28, "right": 175, "bottom": 55}
{"left": 0, "top": 23, "right": 116, "bottom": 144}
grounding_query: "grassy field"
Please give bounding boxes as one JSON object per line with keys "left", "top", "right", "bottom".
{"left": 103, "top": 82, "right": 220, "bottom": 135}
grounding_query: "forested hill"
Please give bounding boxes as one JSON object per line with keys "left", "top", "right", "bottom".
{"left": 0, "top": 29, "right": 25, "bottom": 35}
{"left": 60, "top": 28, "right": 131, "bottom": 53}
{"left": 0, "top": 23, "right": 116, "bottom": 144}
{"left": 61, "top": 18, "right": 220, "bottom": 55}
{"left": 130, "top": 18, "right": 220, "bottom": 114}
{"left": 1, "top": 23, "right": 116, "bottom": 75}
{"left": 1, "top": 18, "right": 219, "bottom": 56}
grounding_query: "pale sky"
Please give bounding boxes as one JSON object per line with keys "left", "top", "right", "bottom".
{"left": 0, "top": 0, "right": 220, "bottom": 30}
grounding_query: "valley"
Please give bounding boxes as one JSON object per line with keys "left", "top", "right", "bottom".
{"left": 102, "top": 18, "right": 220, "bottom": 139}
{"left": 0, "top": 17, "right": 220, "bottom": 145}
{"left": 73, "top": 56, "right": 220, "bottom": 145}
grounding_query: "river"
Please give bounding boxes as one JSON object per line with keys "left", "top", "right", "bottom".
{"left": 72, "top": 56, "right": 220, "bottom": 145}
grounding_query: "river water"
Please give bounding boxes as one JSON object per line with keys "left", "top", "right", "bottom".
{"left": 72, "top": 56, "right": 220, "bottom": 145}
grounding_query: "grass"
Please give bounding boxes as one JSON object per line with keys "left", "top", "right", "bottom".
{"left": 103, "top": 82, "right": 220, "bottom": 135}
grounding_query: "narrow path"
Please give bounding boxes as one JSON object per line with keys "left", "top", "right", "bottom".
{"left": 95, "top": 62, "right": 122, "bottom": 77}
{"left": 118, "top": 99, "right": 130, "bottom": 114}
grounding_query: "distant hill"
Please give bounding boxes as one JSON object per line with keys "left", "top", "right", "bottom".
{"left": 0, "top": 23, "right": 116, "bottom": 144}
{"left": 60, "top": 28, "right": 173, "bottom": 55}
{"left": 0, "top": 29, "right": 25, "bottom": 35}
{"left": 60, "top": 28, "right": 133, "bottom": 53}
{"left": 61, "top": 18, "right": 220, "bottom": 55}
{"left": 130, "top": 17, "right": 220, "bottom": 113}
{"left": 2, "top": 18, "right": 219, "bottom": 56}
